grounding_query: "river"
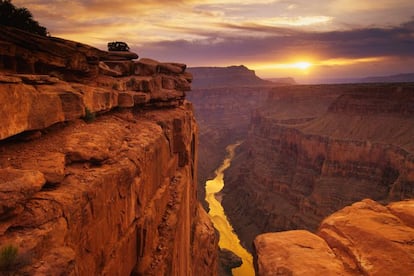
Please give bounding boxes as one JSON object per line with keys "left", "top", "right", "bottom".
{"left": 205, "top": 142, "right": 255, "bottom": 276}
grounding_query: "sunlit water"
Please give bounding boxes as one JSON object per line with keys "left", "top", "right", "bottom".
{"left": 205, "top": 142, "right": 255, "bottom": 276}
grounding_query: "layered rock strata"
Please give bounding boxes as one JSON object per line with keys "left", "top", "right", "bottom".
{"left": 223, "top": 84, "right": 414, "bottom": 250}
{"left": 0, "top": 27, "right": 217, "bottom": 275}
{"left": 187, "top": 86, "right": 271, "bottom": 206}
{"left": 254, "top": 199, "right": 414, "bottom": 275}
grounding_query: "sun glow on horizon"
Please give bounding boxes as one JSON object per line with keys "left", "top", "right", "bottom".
{"left": 253, "top": 61, "right": 313, "bottom": 71}
{"left": 250, "top": 56, "right": 388, "bottom": 79}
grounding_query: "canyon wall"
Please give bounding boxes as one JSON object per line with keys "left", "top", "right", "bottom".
{"left": 0, "top": 26, "right": 217, "bottom": 275}
{"left": 222, "top": 83, "right": 414, "bottom": 251}
{"left": 187, "top": 86, "right": 271, "bottom": 206}
{"left": 187, "top": 65, "right": 295, "bottom": 205}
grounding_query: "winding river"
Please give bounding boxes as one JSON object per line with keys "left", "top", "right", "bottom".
{"left": 205, "top": 142, "right": 255, "bottom": 276}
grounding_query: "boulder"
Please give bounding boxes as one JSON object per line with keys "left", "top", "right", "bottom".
{"left": 218, "top": 248, "right": 242, "bottom": 276}
{"left": 254, "top": 230, "right": 350, "bottom": 276}
{"left": 0, "top": 168, "right": 46, "bottom": 217}
{"left": 105, "top": 51, "right": 139, "bottom": 61}
{"left": 318, "top": 199, "right": 414, "bottom": 275}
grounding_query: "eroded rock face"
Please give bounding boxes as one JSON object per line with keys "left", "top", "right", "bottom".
{"left": 187, "top": 86, "right": 271, "bottom": 206}
{"left": 254, "top": 199, "right": 414, "bottom": 275}
{"left": 254, "top": 230, "right": 350, "bottom": 276}
{"left": 222, "top": 83, "right": 414, "bottom": 251}
{"left": 0, "top": 27, "right": 192, "bottom": 141}
{"left": 0, "top": 102, "right": 218, "bottom": 276}
{"left": 0, "top": 27, "right": 217, "bottom": 276}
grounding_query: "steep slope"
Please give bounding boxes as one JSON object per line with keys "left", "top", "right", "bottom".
{"left": 223, "top": 83, "right": 414, "bottom": 251}
{"left": 187, "top": 66, "right": 296, "bottom": 204}
{"left": 187, "top": 86, "right": 272, "bottom": 207}
{"left": 0, "top": 27, "right": 217, "bottom": 275}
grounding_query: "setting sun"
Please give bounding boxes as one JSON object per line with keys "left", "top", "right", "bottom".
{"left": 251, "top": 61, "right": 313, "bottom": 71}
{"left": 292, "top": 61, "right": 312, "bottom": 70}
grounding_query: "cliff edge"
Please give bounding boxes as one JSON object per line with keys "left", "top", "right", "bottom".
{"left": 254, "top": 199, "right": 414, "bottom": 275}
{"left": 0, "top": 26, "right": 217, "bottom": 275}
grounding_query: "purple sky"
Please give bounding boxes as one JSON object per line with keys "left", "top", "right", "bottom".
{"left": 14, "top": 0, "right": 414, "bottom": 82}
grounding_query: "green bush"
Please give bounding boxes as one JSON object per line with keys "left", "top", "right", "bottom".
{"left": 83, "top": 107, "right": 96, "bottom": 123}
{"left": 0, "top": 244, "right": 18, "bottom": 271}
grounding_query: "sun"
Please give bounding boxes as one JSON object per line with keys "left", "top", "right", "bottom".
{"left": 292, "top": 61, "right": 312, "bottom": 70}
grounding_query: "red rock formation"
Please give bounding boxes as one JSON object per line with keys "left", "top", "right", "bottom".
{"left": 254, "top": 199, "right": 414, "bottom": 275}
{"left": 0, "top": 26, "right": 217, "bottom": 275}
{"left": 187, "top": 86, "right": 271, "bottom": 207}
{"left": 223, "top": 83, "right": 414, "bottom": 251}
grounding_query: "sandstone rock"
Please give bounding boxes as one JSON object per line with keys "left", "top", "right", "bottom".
{"left": 176, "top": 76, "right": 192, "bottom": 91}
{"left": 0, "top": 79, "right": 85, "bottom": 140}
{"left": 0, "top": 104, "right": 215, "bottom": 275}
{"left": 388, "top": 200, "right": 414, "bottom": 227}
{"left": 134, "top": 58, "right": 159, "bottom": 76}
{"left": 186, "top": 86, "right": 271, "bottom": 208}
{"left": 318, "top": 199, "right": 414, "bottom": 275}
{"left": 118, "top": 91, "right": 150, "bottom": 107}
{"left": 159, "top": 62, "right": 185, "bottom": 75}
{"left": 218, "top": 248, "right": 242, "bottom": 276}
{"left": 98, "top": 61, "right": 122, "bottom": 77}
{"left": 254, "top": 230, "right": 350, "bottom": 276}
{"left": 0, "top": 168, "right": 46, "bottom": 217}
{"left": 182, "top": 72, "right": 193, "bottom": 83}
{"left": 0, "top": 28, "right": 211, "bottom": 276}
{"left": 31, "top": 246, "right": 76, "bottom": 275}
{"left": 15, "top": 74, "right": 60, "bottom": 85}
{"left": 65, "top": 132, "right": 113, "bottom": 163}
{"left": 7, "top": 152, "right": 66, "bottom": 184}
{"left": 0, "top": 26, "right": 107, "bottom": 79}
{"left": 105, "top": 51, "right": 139, "bottom": 61}
{"left": 0, "top": 74, "right": 22, "bottom": 83}
{"left": 220, "top": 83, "right": 414, "bottom": 251}
{"left": 103, "top": 60, "right": 134, "bottom": 76}
{"left": 192, "top": 204, "right": 219, "bottom": 276}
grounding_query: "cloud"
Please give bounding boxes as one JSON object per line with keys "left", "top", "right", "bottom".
{"left": 12, "top": 0, "right": 414, "bottom": 79}
{"left": 137, "top": 18, "right": 414, "bottom": 69}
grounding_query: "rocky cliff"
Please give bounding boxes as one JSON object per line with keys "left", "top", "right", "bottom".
{"left": 254, "top": 198, "right": 414, "bottom": 275}
{"left": 222, "top": 83, "right": 414, "bottom": 251}
{"left": 187, "top": 86, "right": 272, "bottom": 207}
{"left": 0, "top": 26, "right": 217, "bottom": 275}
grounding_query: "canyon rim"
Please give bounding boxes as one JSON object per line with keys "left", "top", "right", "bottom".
{"left": 1, "top": 1, "right": 414, "bottom": 274}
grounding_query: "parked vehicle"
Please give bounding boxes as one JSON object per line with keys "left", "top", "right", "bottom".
{"left": 107, "top": 41, "right": 130, "bottom": 51}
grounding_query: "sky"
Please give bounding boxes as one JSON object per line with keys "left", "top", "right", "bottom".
{"left": 14, "top": 0, "right": 414, "bottom": 83}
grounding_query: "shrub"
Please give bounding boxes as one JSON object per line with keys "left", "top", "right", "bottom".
{"left": 83, "top": 107, "right": 96, "bottom": 123}
{"left": 0, "top": 244, "right": 18, "bottom": 271}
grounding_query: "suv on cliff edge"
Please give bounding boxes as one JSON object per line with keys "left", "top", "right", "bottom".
{"left": 107, "top": 41, "right": 130, "bottom": 51}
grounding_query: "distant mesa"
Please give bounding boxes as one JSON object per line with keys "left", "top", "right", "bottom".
{"left": 188, "top": 65, "right": 295, "bottom": 89}
{"left": 359, "top": 72, "right": 414, "bottom": 83}
{"left": 313, "top": 72, "right": 414, "bottom": 84}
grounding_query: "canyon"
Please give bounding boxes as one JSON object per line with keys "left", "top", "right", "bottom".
{"left": 188, "top": 67, "right": 414, "bottom": 274}
{"left": 1, "top": 24, "right": 414, "bottom": 276}
{"left": 222, "top": 83, "right": 414, "bottom": 251}
{"left": 0, "top": 26, "right": 217, "bottom": 275}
